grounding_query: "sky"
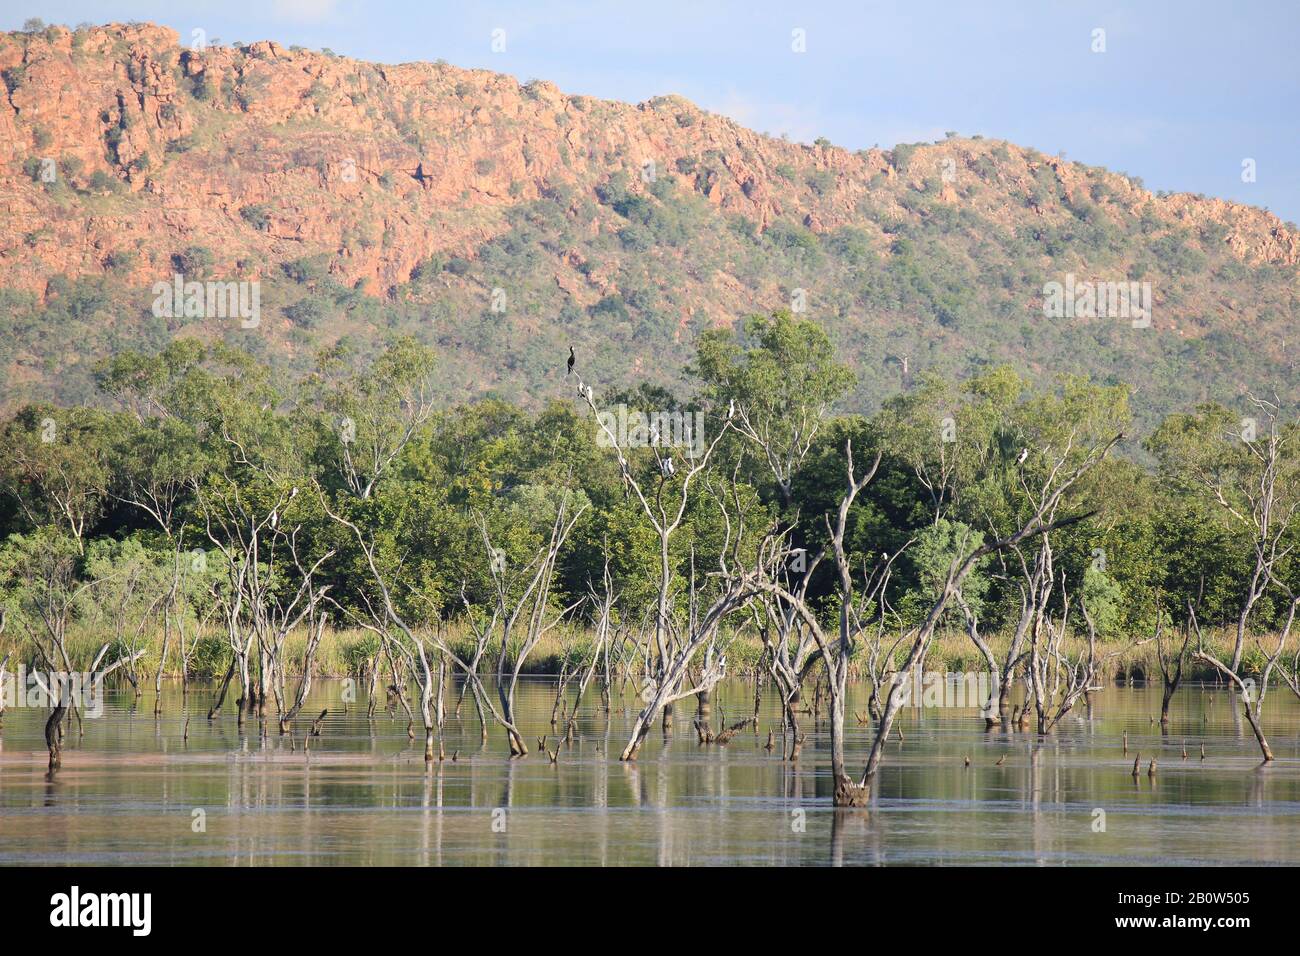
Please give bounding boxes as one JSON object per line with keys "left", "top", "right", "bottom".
{"left": 6, "top": 0, "right": 1298, "bottom": 222}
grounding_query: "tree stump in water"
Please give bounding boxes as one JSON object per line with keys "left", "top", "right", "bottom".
{"left": 45, "top": 703, "right": 67, "bottom": 772}
{"left": 833, "top": 776, "right": 869, "bottom": 808}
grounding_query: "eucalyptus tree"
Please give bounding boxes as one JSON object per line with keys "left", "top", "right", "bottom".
{"left": 0, "top": 404, "right": 117, "bottom": 554}
{"left": 875, "top": 365, "right": 1024, "bottom": 525}
{"left": 306, "top": 336, "right": 436, "bottom": 500}
{"left": 694, "top": 310, "right": 854, "bottom": 509}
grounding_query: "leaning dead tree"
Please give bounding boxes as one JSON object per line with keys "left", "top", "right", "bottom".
{"left": 1181, "top": 396, "right": 1299, "bottom": 762}
{"left": 578, "top": 379, "right": 753, "bottom": 759}
{"left": 619, "top": 472, "right": 778, "bottom": 760}
{"left": 323, "top": 496, "right": 449, "bottom": 762}
{"left": 1181, "top": 394, "right": 1298, "bottom": 672}
{"left": 841, "top": 432, "right": 1122, "bottom": 806}
{"left": 479, "top": 497, "right": 586, "bottom": 756}
{"left": 1192, "top": 588, "right": 1299, "bottom": 763}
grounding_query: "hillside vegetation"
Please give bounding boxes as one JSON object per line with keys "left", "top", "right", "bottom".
{"left": 0, "top": 22, "right": 1297, "bottom": 428}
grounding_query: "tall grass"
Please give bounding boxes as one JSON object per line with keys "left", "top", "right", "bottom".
{"left": 0, "top": 619, "right": 1257, "bottom": 685}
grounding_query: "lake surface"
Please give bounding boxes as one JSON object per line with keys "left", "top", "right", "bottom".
{"left": 1, "top": 678, "right": 1298, "bottom": 866}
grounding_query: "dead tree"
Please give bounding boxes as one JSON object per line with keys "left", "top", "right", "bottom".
{"left": 324, "top": 499, "right": 450, "bottom": 763}
{"left": 748, "top": 438, "right": 894, "bottom": 794}
{"left": 1183, "top": 394, "right": 1298, "bottom": 672}
{"left": 579, "top": 380, "right": 735, "bottom": 751}
{"left": 480, "top": 496, "right": 586, "bottom": 756}
{"left": 562, "top": 555, "right": 619, "bottom": 744}
{"left": 1026, "top": 583, "right": 1142, "bottom": 734}
{"left": 198, "top": 479, "right": 301, "bottom": 723}
{"left": 846, "top": 433, "right": 1122, "bottom": 805}
{"left": 1155, "top": 606, "right": 1193, "bottom": 727}
{"left": 619, "top": 474, "right": 777, "bottom": 760}
{"left": 1193, "top": 588, "right": 1299, "bottom": 763}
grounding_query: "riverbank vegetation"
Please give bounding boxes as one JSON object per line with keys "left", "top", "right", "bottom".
{"left": 2, "top": 312, "right": 1298, "bottom": 797}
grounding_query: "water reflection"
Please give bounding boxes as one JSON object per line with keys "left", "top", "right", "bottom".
{"left": 1, "top": 678, "right": 1297, "bottom": 865}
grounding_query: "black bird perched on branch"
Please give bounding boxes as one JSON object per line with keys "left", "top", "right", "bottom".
{"left": 566, "top": 346, "right": 575, "bottom": 376}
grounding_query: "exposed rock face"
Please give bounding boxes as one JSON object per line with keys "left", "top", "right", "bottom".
{"left": 0, "top": 22, "right": 1297, "bottom": 413}
{"left": 3, "top": 22, "right": 1296, "bottom": 299}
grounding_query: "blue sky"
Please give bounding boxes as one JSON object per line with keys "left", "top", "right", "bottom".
{"left": 7, "top": 0, "right": 1299, "bottom": 222}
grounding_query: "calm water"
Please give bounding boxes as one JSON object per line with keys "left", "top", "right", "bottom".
{"left": 1, "top": 678, "right": 1298, "bottom": 866}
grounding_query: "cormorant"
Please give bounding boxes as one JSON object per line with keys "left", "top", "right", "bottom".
{"left": 566, "top": 346, "right": 575, "bottom": 376}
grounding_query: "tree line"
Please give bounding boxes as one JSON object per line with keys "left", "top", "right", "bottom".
{"left": 1, "top": 311, "right": 1298, "bottom": 797}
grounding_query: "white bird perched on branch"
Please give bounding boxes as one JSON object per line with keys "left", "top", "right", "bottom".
{"left": 659, "top": 456, "right": 676, "bottom": 478}
{"left": 1016, "top": 447, "right": 1029, "bottom": 466}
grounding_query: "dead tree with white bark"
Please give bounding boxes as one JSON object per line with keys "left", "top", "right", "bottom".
{"left": 843, "top": 432, "right": 1122, "bottom": 805}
